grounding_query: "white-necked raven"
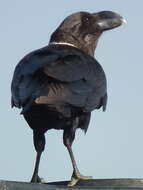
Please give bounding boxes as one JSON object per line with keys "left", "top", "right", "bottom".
{"left": 11, "top": 11, "right": 126, "bottom": 186}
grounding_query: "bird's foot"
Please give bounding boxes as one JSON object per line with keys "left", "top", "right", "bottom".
{"left": 68, "top": 171, "right": 93, "bottom": 187}
{"left": 30, "top": 175, "right": 45, "bottom": 183}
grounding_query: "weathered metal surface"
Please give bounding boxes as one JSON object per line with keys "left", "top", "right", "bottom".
{"left": 1, "top": 179, "right": 143, "bottom": 190}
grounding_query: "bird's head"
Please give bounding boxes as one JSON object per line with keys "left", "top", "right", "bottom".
{"left": 50, "top": 11, "right": 126, "bottom": 56}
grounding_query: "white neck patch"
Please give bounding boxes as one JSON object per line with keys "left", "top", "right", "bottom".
{"left": 49, "top": 41, "right": 77, "bottom": 48}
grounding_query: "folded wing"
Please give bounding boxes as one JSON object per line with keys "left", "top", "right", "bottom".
{"left": 11, "top": 45, "right": 107, "bottom": 114}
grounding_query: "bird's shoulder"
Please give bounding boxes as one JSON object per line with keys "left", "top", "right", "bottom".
{"left": 12, "top": 44, "right": 101, "bottom": 81}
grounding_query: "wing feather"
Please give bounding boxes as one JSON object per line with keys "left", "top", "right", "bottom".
{"left": 11, "top": 45, "right": 107, "bottom": 112}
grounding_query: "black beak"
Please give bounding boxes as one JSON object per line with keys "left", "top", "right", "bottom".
{"left": 93, "top": 11, "right": 127, "bottom": 31}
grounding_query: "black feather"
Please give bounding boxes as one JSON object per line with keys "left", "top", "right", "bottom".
{"left": 10, "top": 10, "right": 124, "bottom": 182}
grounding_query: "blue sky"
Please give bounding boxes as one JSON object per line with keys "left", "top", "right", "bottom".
{"left": 0, "top": 0, "right": 143, "bottom": 183}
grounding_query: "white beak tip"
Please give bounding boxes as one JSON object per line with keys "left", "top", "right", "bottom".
{"left": 122, "top": 18, "right": 127, "bottom": 24}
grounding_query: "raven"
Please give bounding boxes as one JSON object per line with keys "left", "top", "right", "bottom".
{"left": 11, "top": 11, "right": 126, "bottom": 186}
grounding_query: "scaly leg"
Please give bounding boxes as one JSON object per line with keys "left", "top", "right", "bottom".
{"left": 63, "top": 120, "right": 92, "bottom": 187}
{"left": 65, "top": 138, "right": 92, "bottom": 186}
{"left": 31, "top": 151, "right": 42, "bottom": 183}
{"left": 31, "top": 131, "right": 45, "bottom": 183}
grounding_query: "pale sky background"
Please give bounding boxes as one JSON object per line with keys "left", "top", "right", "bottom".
{"left": 0, "top": 0, "right": 143, "bottom": 183}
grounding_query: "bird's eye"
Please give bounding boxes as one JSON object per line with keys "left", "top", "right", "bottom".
{"left": 83, "top": 17, "right": 90, "bottom": 25}
{"left": 85, "top": 17, "right": 89, "bottom": 22}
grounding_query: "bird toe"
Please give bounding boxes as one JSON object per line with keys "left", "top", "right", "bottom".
{"left": 68, "top": 172, "right": 93, "bottom": 186}
{"left": 30, "top": 175, "right": 45, "bottom": 183}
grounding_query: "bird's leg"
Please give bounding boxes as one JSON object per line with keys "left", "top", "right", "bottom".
{"left": 31, "top": 131, "right": 45, "bottom": 183}
{"left": 65, "top": 139, "right": 92, "bottom": 186}
{"left": 63, "top": 122, "right": 92, "bottom": 187}
{"left": 31, "top": 151, "right": 42, "bottom": 183}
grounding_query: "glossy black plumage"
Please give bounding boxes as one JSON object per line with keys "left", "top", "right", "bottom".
{"left": 11, "top": 45, "right": 107, "bottom": 116}
{"left": 11, "top": 11, "right": 125, "bottom": 186}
